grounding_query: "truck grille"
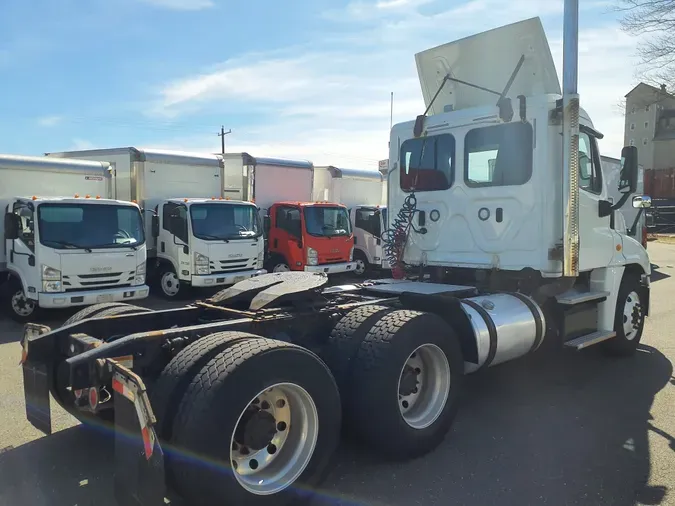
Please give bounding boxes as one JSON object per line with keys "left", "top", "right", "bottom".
{"left": 209, "top": 258, "right": 257, "bottom": 275}
{"left": 63, "top": 271, "right": 134, "bottom": 292}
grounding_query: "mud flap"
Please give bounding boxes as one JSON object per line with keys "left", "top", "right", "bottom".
{"left": 21, "top": 323, "right": 53, "bottom": 435}
{"left": 110, "top": 361, "right": 166, "bottom": 506}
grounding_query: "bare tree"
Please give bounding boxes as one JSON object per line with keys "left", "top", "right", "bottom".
{"left": 617, "top": 0, "right": 675, "bottom": 91}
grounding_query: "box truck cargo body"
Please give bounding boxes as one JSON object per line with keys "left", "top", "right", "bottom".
{"left": 222, "top": 154, "right": 357, "bottom": 274}
{"left": 1, "top": 154, "right": 148, "bottom": 321}
{"left": 47, "top": 148, "right": 266, "bottom": 298}
{"left": 313, "top": 166, "right": 388, "bottom": 275}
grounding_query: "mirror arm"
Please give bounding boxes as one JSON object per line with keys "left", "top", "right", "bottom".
{"left": 627, "top": 207, "right": 645, "bottom": 237}
{"left": 610, "top": 192, "right": 631, "bottom": 213}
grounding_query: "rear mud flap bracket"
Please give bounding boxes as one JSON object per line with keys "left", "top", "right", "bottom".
{"left": 110, "top": 360, "right": 166, "bottom": 506}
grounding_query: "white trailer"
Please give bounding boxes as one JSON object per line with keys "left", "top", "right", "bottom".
{"left": 602, "top": 155, "right": 648, "bottom": 248}
{"left": 46, "top": 148, "right": 266, "bottom": 299}
{"left": 1, "top": 154, "right": 148, "bottom": 321}
{"left": 221, "top": 153, "right": 315, "bottom": 213}
{"left": 313, "top": 166, "right": 389, "bottom": 276}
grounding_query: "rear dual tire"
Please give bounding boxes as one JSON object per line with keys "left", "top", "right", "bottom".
{"left": 154, "top": 333, "right": 341, "bottom": 506}
{"left": 325, "top": 308, "right": 464, "bottom": 460}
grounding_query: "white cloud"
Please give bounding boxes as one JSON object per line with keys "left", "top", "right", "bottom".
{"left": 37, "top": 115, "right": 62, "bottom": 127}
{"left": 137, "top": 0, "right": 214, "bottom": 10}
{"left": 148, "top": 0, "right": 642, "bottom": 167}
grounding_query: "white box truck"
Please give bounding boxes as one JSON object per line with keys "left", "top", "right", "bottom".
{"left": 313, "top": 166, "right": 388, "bottom": 276}
{"left": 46, "top": 148, "right": 266, "bottom": 299}
{"left": 222, "top": 154, "right": 357, "bottom": 274}
{"left": 1, "top": 154, "right": 148, "bottom": 321}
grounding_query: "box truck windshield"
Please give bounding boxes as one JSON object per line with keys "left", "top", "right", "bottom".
{"left": 303, "top": 206, "right": 351, "bottom": 237}
{"left": 190, "top": 203, "right": 261, "bottom": 241}
{"left": 37, "top": 203, "right": 144, "bottom": 250}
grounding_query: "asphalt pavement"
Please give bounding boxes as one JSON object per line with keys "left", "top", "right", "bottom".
{"left": 0, "top": 248, "right": 674, "bottom": 506}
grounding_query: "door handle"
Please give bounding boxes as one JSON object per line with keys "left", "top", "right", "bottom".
{"left": 496, "top": 208, "right": 503, "bottom": 223}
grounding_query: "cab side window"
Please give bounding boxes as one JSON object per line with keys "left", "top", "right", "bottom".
{"left": 13, "top": 203, "right": 35, "bottom": 252}
{"left": 579, "top": 132, "right": 603, "bottom": 194}
{"left": 275, "top": 206, "right": 301, "bottom": 238}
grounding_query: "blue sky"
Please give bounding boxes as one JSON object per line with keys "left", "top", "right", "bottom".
{"left": 0, "top": 0, "right": 643, "bottom": 168}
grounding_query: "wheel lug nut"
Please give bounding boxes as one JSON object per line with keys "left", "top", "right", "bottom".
{"left": 276, "top": 399, "right": 286, "bottom": 408}
{"left": 267, "top": 444, "right": 277, "bottom": 455}
{"left": 277, "top": 421, "right": 287, "bottom": 431}
{"left": 261, "top": 401, "right": 270, "bottom": 410}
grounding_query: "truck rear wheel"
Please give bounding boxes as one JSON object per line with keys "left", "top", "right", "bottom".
{"left": 169, "top": 338, "right": 341, "bottom": 506}
{"left": 602, "top": 273, "right": 646, "bottom": 357}
{"left": 62, "top": 302, "right": 146, "bottom": 327}
{"left": 150, "top": 331, "right": 258, "bottom": 440}
{"left": 344, "top": 310, "right": 464, "bottom": 460}
{"left": 323, "top": 304, "right": 393, "bottom": 399}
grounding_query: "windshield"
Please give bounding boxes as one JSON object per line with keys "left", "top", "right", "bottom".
{"left": 190, "top": 203, "right": 261, "bottom": 240}
{"left": 304, "top": 206, "right": 351, "bottom": 237}
{"left": 38, "top": 203, "right": 144, "bottom": 249}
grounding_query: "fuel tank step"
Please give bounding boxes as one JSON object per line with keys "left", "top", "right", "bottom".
{"left": 563, "top": 330, "right": 616, "bottom": 350}
{"left": 556, "top": 289, "right": 609, "bottom": 305}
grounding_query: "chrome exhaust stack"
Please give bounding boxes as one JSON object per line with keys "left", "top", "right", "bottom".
{"left": 562, "top": 0, "right": 580, "bottom": 277}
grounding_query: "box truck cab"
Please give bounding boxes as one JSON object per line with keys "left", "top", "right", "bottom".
{"left": 265, "top": 201, "right": 356, "bottom": 274}
{"left": 46, "top": 148, "right": 266, "bottom": 298}
{"left": 1, "top": 154, "right": 148, "bottom": 322}
{"left": 350, "top": 205, "right": 389, "bottom": 275}
{"left": 313, "top": 166, "right": 387, "bottom": 276}
{"left": 151, "top": 197, "right": 265, "bottom": 297}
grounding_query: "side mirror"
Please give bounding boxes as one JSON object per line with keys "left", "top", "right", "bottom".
{"left": 263, "top": 215, "right": 271, "bottom": 236}
{"left": 632, "top": 195, "right": 652, "bottom": 209}
{"left": 619, "top": 145, "right": 638, "bottom": 194}
{"left": 4, "top": 213, "right": 20, "bottom": 240}
{"left": 151, "top": 215, "right": 160, "bottom": 238}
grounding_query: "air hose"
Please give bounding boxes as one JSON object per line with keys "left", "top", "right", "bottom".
{"left": 382, "top": 192, "right": 418, "bottom": 279}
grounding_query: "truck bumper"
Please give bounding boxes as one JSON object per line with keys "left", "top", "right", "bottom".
{"left": 38, "top": 285, "right": 150, "bottom": 308}
{"left": 191, "top": 269, "right": 267, "bottom": 288}
{"left": 304, "top": 262, "right": 358, "bottom": 275}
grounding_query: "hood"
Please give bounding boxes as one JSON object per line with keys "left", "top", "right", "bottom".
{"left": 415, "top": 17, "right": 560, "bottom": 115}
{"left": 57, "top": 247, "right": 144, "bottom": 291}
{"left": 310, "top": 236, "right": 353, "bottom": 264}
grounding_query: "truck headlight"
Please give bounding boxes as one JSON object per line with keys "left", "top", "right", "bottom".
{"left": 307, "top": 247, "right": 318, "bottom": 266}
{"left": 257, "top": 250, "right": 264, "bottom": 269}
{"left": 194, "top": 252, "right": 210, "bottom": 275}
{"left": 42, "top": 280, "right": 63, "bottom": 293}
{"left": 42, "top": 264, "right": 61, "bottom": 281}
{"left": 134, "top": 263, "right": 146, "bottom": 285}
{"left": 349, "top": 246, "right": 354, "bottom": 262}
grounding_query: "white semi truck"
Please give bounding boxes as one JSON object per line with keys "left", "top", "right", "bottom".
{"left": 313, "top": 165, "right": 389, "bottom": 276}
{"left": 1, "top": 154, "right": 148, "bottom": 321}
{"left": 20, "top": 10, "right": 653, "bottom": 506}
{"left": 46, "top": 148, "right": 266, "bottom": 299}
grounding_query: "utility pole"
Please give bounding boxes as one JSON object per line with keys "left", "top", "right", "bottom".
{"left": 217, "top": 126, "right": 232, "bottom": 154}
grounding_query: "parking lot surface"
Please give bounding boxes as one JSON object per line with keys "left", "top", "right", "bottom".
{"left": 1, "top": 248, "right": 674, "bottom": 506}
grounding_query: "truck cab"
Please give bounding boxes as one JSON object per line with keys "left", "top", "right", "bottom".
{"left": 350, "top": 204, "right": 390, "bottom": 276}
{"left": 150, "top": 198, "right": 266, "bottom": 298}
{"left": 265, "top": 201, "right": 356, "bottom": 274}
{"left": 3, "top": 196, "right": 148, "bottom": 321}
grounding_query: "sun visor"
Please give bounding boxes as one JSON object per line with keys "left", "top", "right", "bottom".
{"left": 415, "top": 17, "right": 561, "bottom": 115}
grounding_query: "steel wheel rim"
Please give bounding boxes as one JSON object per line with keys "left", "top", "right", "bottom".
{"left": 230, "top": 382, "right": 319, "bottom": 495}
{"left": 354, "top": 259, "right": 366, "bottom": 275}
{"left": 397, "top": 343, "right": 451, "bottom": 430}
{"left": 623, "top": 290, "right": 642, "bottom": 340}
{"left": 161, "top": 272, "right": 180, "bottom": 296}
{"left": 11, "top": 290, "right": 35, "bottom": 317}
{"left": 273, "top": 263, "right": 290, "bottom": 273}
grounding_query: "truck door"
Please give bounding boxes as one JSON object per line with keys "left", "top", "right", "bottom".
{"left": 577, "top": 128, "right": 618, "bottom": 271}
{"left": 7, "top": 202, "right": 37, "bottom": 296}
{"left": 159, "top": 202, "right": 191, "bottom": 280}
{"left": 353, "top": 207, "right": 379, "bottom": 263}
{"left": 269, "top": 205, "right": 303, "bottom": 270}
